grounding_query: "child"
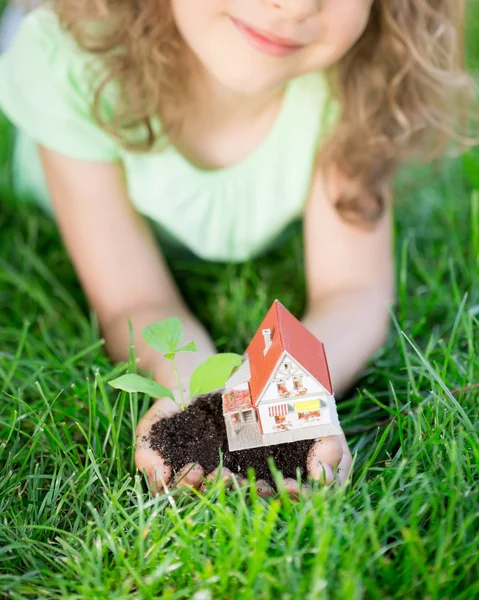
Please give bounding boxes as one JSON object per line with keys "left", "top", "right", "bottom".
{"left": 0, "top": 0, "right": 473, "bottom": 496}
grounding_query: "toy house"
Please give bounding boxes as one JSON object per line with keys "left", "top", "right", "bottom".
{"left": 222, "top": 300, "right": 341, "bottom": 452}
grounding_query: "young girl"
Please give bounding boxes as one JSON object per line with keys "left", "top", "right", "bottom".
{"left": 0, "top": 0, "right": 473, "bottom": 496}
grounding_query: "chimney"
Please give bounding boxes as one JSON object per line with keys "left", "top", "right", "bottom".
{"left": 262, "top": 328, "right": 272, "bottom": 355}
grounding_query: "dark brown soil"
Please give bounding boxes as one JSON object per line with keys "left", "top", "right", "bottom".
{"left": 148, "top": 392, "right": 315, "bottom": 487}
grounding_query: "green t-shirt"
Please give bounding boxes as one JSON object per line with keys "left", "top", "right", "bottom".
{"left": 0, "top": 7, "right": 335, "bottom": 262}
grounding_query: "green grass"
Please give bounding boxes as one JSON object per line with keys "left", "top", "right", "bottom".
{"left": 1, "top": 7, "right": 479, "bottom": 599}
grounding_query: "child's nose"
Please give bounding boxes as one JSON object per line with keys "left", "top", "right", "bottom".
{"left": 266, "top": 0, "right": 321, "bottom": 21}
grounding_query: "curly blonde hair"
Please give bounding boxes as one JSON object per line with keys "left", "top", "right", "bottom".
{"left": 52, "top": 0, "right": 476, "bottom": 224}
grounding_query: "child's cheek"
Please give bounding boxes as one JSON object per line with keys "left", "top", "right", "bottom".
{"left": 320, "top": 0, "right": 373, "bottom": 59}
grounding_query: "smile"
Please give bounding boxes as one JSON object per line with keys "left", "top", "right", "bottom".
{"left": 230, "top": 17, "right": 305, "bottom": 57}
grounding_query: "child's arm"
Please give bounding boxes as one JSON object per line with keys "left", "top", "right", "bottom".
{"left": 39, "top": 146, "right": 219, "bottom": 492}
{"left": 293, "top": 166, "right": 394, "bottom": 489}
{"left": 38, "top": 146, "right": 217, "bottom": 389}
{"left": 302, "top": 167, "right": 394, "bottom": 395}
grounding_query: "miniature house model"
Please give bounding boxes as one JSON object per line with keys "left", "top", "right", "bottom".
{"left": 222, "top": 300, "right": 342, "bottom": 452}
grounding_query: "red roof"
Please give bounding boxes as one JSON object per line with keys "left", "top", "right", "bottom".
{"left": 245, "top": 300, "right": 333, "bottom": 404}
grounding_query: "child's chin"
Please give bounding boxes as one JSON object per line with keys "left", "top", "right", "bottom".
{"left": 213, "top": 66, "right": 288, "bottom": 98}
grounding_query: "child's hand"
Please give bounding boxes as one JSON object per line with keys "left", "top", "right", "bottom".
{"left": 135, "top": 397, "right": 205, "bottom": 494}
{"left": 135, "top": 396, "right": 242, "bottom": 494}
{"left": 249, "top": 434, "right": 352, "bottom": 498}
{"left": 306, "top": 433, "right": 352, "bottom": 487}
{"left": 135, "top": 397, "right": 352, "bottom": 496}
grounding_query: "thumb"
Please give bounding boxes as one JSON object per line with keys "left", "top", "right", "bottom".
{"left": 307, "top": 436, "right": 343, "bottom": 485}
{"left": 135, "top": 399, "right": 175, "bottom": 494}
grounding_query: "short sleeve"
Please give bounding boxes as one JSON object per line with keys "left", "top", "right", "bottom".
{"left": 0, "top": 7, "right": 119, "bottom": 161}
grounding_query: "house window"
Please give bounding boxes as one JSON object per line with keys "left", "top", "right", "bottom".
{"left": 277, "top": 382, "right": 288, "bottom": 396}
{"left": 293, "top": 376, "right": 303, "bottom": 390}
{"left": 294, "top": 400, "right": 320, "bottom": 413}
{"left": 268, "top": 404, "right": 288, "bottom": 417}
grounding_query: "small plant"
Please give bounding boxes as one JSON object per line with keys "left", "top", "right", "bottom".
{"left": 109, "top": 317, "right": 242, "bottom": 411}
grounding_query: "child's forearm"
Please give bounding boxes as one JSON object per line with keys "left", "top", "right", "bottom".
{"left": 302, "top": 289, "right": 392, "bottom": 396}
{"left": 102, "top": 304, "right": 217, "bottom": 397}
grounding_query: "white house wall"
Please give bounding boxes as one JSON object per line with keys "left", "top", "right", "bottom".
{"left": 230, "top": 381, "right": 249, "bottom": 392}
{"left": 255, "top": 352, "right": 334, "bottom": 436}
{"left": 258, "top": 397, "right": 332, "bottom": 435}
{"left": 260, "top": 374, "right": 323, "bottom": 402}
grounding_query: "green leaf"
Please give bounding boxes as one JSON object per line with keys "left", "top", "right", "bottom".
{"left": 189, "top": 353, "right": 243, "bottom": 399}
{"left": 176, "top": 341, "right": 198, "bottom": 353}
{"left": 163, "top": 341, "right": 197, "bottom": 361}
{"left": 142, "top": 318, "right": 183, "bottom": 354}
{"left": 109, "top": 374, "right": 174, "bottom": 400}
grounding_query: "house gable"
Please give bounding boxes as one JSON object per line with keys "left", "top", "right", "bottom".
{"left": 257, "top": 352, "right": 329, "bottom": 405}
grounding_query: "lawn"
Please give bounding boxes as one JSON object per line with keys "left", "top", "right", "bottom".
{"left": 1, "top": 5, "right": 478, "bottom": 600}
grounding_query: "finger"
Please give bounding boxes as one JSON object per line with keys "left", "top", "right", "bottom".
{"left": 209, "top": 466, "right": 234, "bottom": 482}
{"left": 307, "top": 435, "right": 344, "bottom": 484}
{"left": 135, "top": 438, "right": 172, "bottom": 490}
{"left": 299, "top": 483, "right": 312, "bottom": 500}
{"left": 311, "top": 462, "right": 335, "bottom": 485}
{"left": 135, "top": 398, "right": 178, "bottom": 494}
{"left": 200, "top": 467, "right": 233, "bottom": 492}
{"left": 231, "top": 474, "right": 248, "bottom": 488}
{"left": 336, "top": 435, "right": 353, "bottom": 485}
{"left": 282, "top": 477, "right": 301, "bottom": 498}
{"left": 283, "top": 477, "right": 314, "bottom": 500}
{"left": 151, "top": 460, "right": 173, "bottom": 495}
{"left": 172, "top": 463, "right": 205, "bottom": 489}
{"left": 256, "top": 479, "right": 275, "bottom": 498}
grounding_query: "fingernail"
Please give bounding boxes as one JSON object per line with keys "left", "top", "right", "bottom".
{"left": 315, "top": 462, "right": 334, "bottom": 485}
{"left": 185, "top": 465, "right": 204, "bottom": 486}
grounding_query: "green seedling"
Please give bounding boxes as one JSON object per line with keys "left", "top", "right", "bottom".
{"left": 109, "top": 317, "right": 242, "bottom": 411}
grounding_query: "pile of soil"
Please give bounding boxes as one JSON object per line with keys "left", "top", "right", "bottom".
{"left": 148, "top": 392, "right": 315, "bottom": 487}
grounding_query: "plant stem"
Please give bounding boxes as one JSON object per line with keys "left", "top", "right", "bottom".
{"left": 171, "top": 359, "right": 185, "bottom": 411}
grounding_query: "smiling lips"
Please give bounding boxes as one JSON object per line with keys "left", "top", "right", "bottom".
{"left": 231, "top": 17, "right": 305, "bottom": 57}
